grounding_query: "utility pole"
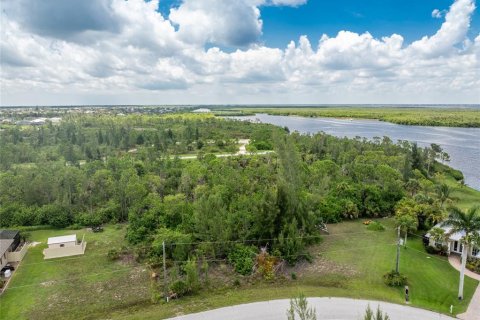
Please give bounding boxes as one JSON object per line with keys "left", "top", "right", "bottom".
{"left": 396, "top": 226, "right": 400, "bottom": 273}
{"left": 163, "top": 240, "right": 168, "bottom": 302}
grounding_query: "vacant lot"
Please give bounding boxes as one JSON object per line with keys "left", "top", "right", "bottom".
{"left": 109, "top": 220, "right": 477, "bottom": 319}
{"left": 1, "top": 220, "right": 477, "bottom": 319}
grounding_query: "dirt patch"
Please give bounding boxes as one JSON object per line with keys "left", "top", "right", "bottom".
{"left": 30, "top": 241, "right": 41, "bottom": 247}
{"left": 284, "top": 255, "right": 358, "bottom": 278}
{"left": 119, "top": 253, "right": 136, "bottom": 266}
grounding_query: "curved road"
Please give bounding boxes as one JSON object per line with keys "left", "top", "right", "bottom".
{"left": 167, "top": 297, "right": 455, "bottom": 320}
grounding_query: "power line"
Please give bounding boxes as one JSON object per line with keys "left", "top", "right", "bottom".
{"left": 18, "top": 230, "right": 392, "bottom": 267}
{"left": 4, "top": 244, "right": 397, "bottom": 291}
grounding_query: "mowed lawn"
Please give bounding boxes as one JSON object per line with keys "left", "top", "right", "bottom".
{"left": 319, "top": 219, "right": 477, "bottom": 314}
{"left": 0, "top": 225, "right": 150, "bottom": 320}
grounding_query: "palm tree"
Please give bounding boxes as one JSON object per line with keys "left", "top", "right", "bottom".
{"left": 442, "top": 205, "right": 480, "bottom": 300}
{"left": 435, "top": 183, "right": 452, "bottom": 209}
{"left": 395, "top": 214, "right": 418, "bottom": 247}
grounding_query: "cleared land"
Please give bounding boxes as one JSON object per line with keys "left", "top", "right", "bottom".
{"left": 219, "top": 107, "right": 480, "bottom": 127}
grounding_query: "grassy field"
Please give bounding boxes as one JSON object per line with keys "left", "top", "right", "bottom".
{"left": 0, "top": 225, "right": 151, "bottom": 320}
{"left": 218, "top": 107, "right": 480, "bottom": 127}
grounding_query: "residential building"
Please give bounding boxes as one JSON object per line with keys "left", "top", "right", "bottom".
{"left": 426, "top": 224, "right": 480, "bottom": 258}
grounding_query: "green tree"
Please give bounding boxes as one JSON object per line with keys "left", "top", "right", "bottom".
{"left": 442, "top": 206, "right": 480, "bottom": 299}
{"left": 435, "top": 183, "right": 452, "bottom": 209}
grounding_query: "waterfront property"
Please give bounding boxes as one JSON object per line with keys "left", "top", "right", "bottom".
{"left": 43, "top": 234, "right": 86, "bottom": 260}
{"left": 426, "top": 224, "right": 480, "bottom": 258}
{"left": 0, "top": 230, "right": 28, "bottom": 270}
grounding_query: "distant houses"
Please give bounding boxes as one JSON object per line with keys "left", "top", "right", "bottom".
{"left": 192, "top": 108, "right": 211, "bottom": 113}
{"left": 12, "top": 117, "right": 62, "bottom": 126}
{"left": 43, "top": 234, "right": 86, "bottom": 260}
{"left": 0, "top": 230, "right": 28, "bottom": 271}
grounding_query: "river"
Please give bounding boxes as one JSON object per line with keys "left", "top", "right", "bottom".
{"left": 230, "top": 114, "right": 480, "bottom": 191}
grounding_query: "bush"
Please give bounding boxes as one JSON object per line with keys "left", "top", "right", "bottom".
{"left": 228, "top": 244, "right": 256, "bottom": 275}
{"left": 425, "top": 245, "right": 448, "bottom": 256}
{"left": 169, "top": 280, "right": 189, "bottom": 297}
{"left": 291, "top": 272, "right": 297, "bottom": 280}
{"left": 466, "top": 258, "right": 480, "bottom": 274}
{"left": 107, "top": 248, "right": 121, "bottom": 261}
{"left": 184, "top": 258, "right": 200, "bottom": 293}
{"left": 367, "top": 221, "right": 385, "bottom": 231}
{"left": 383, "top": 270, "right": 407, "bottom": 287}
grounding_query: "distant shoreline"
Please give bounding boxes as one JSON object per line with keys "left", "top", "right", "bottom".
{"left": 217, "top": 106, "right": 480, "bottom": 128}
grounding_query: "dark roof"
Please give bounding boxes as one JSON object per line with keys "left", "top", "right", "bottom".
{"left": 0, "top": 230, "right": 20, "bottom": 239}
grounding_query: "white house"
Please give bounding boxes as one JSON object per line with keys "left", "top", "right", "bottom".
{"left": 426, "top": 224, "right": 480, "bottom": 258}
{"left": 43, "top": 234, "right": 86, "bottom": 260}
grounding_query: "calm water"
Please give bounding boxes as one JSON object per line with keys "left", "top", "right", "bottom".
{"left": 230, "top": 114, "right": 480, "bottom": 191}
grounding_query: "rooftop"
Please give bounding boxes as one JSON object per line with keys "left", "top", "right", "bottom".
{"left": 0, "top": 239, "right": 14, "bottom": 254}
{"left": 0, "top": 230, "right": 19, "bottom": 240}
{"left": 47, "top": 234, "right": 77, "bottom": 245}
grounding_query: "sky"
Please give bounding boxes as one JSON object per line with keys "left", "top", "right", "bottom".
{"left": 0, "top": 0, "right": 479, "bottom": 106}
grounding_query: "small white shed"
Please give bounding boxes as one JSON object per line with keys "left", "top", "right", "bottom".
{"left": 43, "top": 234, "right": 86, "bottom": 259}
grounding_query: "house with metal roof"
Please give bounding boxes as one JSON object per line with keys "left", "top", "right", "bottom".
{"left": 426, "top": 224, "right": 480, "bottom": 258}
{"left": 43, "top": 234, "right": 86, "bottom": 260}
{"left": 1, "top": 230, "right": 28, "bottom": 270}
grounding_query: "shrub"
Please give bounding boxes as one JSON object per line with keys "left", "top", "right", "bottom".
{"left": 364, "top": 304, "right": 390, "bottom": 320}
{"left": 184, "top": 258, "right": 200, "bottom": 293}
{"left": 169, "top": 280, "right": 188, "bottom": 297}
{"left": 425, "top": 245, "right": 440, "bottom": 254}
{"left": 291, "top": 272, "right": 297, "bottom": 280}
{"left": 466, "top": 257, "right": 480, "bottom": 274}
{"left": 383, "top": 271, "right": 407, "bottom": 287}
{"left": 287, "top": 293, "right": 317, "bottom": 320}
{"left": 228, "top": 244, "right": 256, "bottom": 275}
{"left": 367, "top": 221, "right": 385, "bottom": 231}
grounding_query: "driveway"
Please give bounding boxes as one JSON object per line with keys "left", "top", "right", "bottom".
{"left": 167, "top": 298, "right": 455, "bottom": 320}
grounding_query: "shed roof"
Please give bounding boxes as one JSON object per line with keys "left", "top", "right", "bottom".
{"left": 47, "top": 234, "right": 77, "bottom": 245}
{"left": 0, "top": 230, "right": 19, "bottom": 239}
{"left": 0, "top": 239, "right": 14, "bottom": 255}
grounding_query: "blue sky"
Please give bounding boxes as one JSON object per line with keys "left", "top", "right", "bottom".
{"left": 1, "top": 0, "right": 479, "bottom": 105}
{"left": 158, "top": 0, "right": 480, "bottom": 47}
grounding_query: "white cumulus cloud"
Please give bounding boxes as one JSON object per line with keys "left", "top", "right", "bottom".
{"left": 0, "top": 0, "right": 479, "bottom": 105}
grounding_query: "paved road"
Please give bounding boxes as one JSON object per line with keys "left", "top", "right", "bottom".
{"left": 167, "top": 298, "right": 455, "bottom": 320}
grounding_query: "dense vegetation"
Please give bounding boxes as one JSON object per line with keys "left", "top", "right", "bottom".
{"left": 219, "top": 107, "right": 480, "bottom": 127}
{"left": 0, "top": 114, "right": 462, "bottom": 269}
